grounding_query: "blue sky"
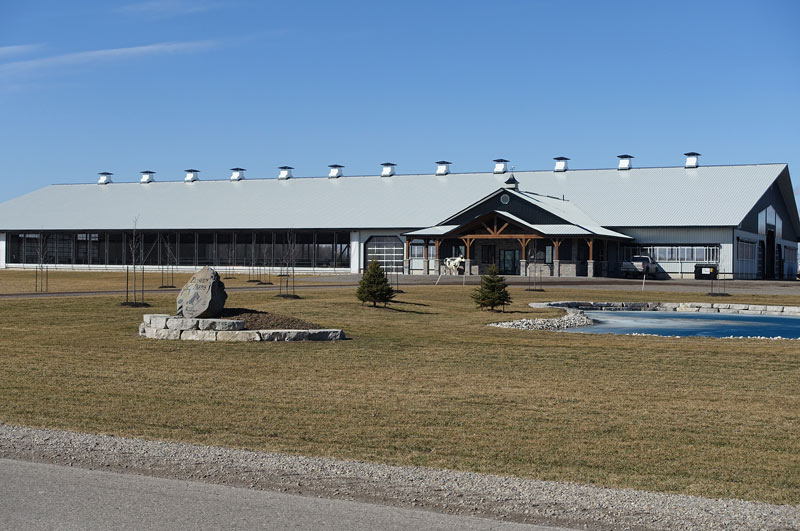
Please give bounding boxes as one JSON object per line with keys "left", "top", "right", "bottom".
{"left": 1, "top": 0, "right": 799, "bottom": 207}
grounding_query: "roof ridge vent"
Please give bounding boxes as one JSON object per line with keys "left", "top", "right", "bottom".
{"left": 140, "top": 170, "right": 155, "bottom": 184}
{"left": 380, "top": 162, "right": 396, "bottom": 177}
{"left": 184, "top": 169, "right": 199, "bottom": 182}
{"left": 230, "top": 167, "right": 246, "bottom": 181}
{"left": 278, "top": 166, "right": 293, "bottom": 180}
{"left": 97, "top": 172, "right": 113, "bottom": 185}
{"left": 435, "top": 160, "right": 451, "bottom": 175}
{"left": 617, "top": 154, "right": 633, "bottom": 171}
{"left": 493, "top": 158, "right": 509, "bottom": 174}
{"left": 328, "top": 164, "right": 344, "bottom": 178}
{"left": 554, "top": 156, "right": 569, "bottom": 172}
{"left": 684, "top": 152, "right": 701, "bottom": 168}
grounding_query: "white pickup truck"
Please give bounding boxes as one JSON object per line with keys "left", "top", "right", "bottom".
{"left": 621, "top": 256, "right": 658, "bottom": 278}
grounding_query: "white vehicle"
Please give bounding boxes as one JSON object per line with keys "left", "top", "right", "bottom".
{"left": 621, "top": 256, "right": 658, "bottom": 278}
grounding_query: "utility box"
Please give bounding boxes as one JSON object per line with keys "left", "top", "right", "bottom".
{"left": 694, "top": 263, "right": 718, "bottom": 280}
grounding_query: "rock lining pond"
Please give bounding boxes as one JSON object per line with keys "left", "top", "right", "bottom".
{"left": 490, "top": 301, "right": 800, "bottom": 339}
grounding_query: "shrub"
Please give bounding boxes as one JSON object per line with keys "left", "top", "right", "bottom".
{"left": 472, "top": 264, "right": 512, "bottom": 311}
{"left": 357, "top": 260, "right": 396, "bottom": 307}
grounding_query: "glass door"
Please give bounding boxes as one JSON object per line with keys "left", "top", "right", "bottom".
{"left": 499, "top": 249, "right": 519, "bottom": 275}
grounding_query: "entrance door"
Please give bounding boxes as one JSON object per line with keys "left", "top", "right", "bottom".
{"left": 499, "top": 249, "right": 519, "bottom": 275}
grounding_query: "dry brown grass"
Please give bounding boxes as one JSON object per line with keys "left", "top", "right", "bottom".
{"left": 0, "top": 285, "right": 798, "bottom": 505}
{"left": 0, "top": 269, "right": 315, "bottom": 294}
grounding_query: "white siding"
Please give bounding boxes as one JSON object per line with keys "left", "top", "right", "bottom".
{"left": 349, "top": 231, "right": 360, "bottom": 274}
{"left": 615, "top": 227, "right": 734, "bottom": 279}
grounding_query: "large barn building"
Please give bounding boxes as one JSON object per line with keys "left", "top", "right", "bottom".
{"left": 0, "top": 154, "right": 797, "bottom": 280}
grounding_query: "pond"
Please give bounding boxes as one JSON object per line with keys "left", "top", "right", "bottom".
{"left": 562, "top": 311, "right": 800, "bottom": 339}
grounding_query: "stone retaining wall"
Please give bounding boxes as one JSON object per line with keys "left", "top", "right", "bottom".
{"left": 139, "top": 314, "right": 346, "bottom": 342}
{"left": 531, "top": 301, "right": 800, "bottom": 316}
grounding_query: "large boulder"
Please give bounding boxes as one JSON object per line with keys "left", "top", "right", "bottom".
{"left": 177, "top": 267, "right": 227, "bottom": 318}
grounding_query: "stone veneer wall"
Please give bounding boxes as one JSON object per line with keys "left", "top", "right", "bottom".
{"left": 139, "top": 314, "right": 346, "bottom": 342}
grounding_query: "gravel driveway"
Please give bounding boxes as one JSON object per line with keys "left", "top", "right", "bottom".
{"left": 1, "top": 424, "right": 797, "bottom": 530}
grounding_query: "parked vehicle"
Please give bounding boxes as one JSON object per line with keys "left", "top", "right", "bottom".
{"left": 621, "top": 256, "right": 658, "bottom": 278}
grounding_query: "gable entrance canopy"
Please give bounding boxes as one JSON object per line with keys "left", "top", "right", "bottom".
{"left": 402, "top": 187, "right": 631, "bottom": 276}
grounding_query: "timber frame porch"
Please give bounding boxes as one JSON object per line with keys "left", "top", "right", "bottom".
{"left": 403, "top": 210, "right": 627, "bottom": 277}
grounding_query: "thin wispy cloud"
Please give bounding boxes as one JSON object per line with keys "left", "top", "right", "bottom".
{"left": 0, "top": 40, "right": 218, "bottom": 78}
{"left": 117, "top": 0, "right": 218, "bottom": 16}
{"left": 0, "top": 44, "right": 42, "bottom": 59}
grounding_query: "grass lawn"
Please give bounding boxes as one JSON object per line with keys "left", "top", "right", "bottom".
{"left": 0, "top": 284, "right": 798, "bottom": 505}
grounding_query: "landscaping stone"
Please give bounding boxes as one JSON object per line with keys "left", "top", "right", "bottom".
{"left": 307, "top": 329, "right": 347, "bottom": 341}
{"left": 197, "top": 319, "right": 245, "bottom": 331}
{"left": 748, "top": 305, "right": 767, "bottom": 311}
{"left": 180, "top": 330, "right": 218, "bottom": 341}
{"left": 728, "top": 304, "right": 749, "bottom": 310}
{"left": 766, "top": 306, "right": 784, "bottom": 313}
{"left": 149, "top": 315, "right": 169, "bottom": 329}
{"left": 166, "top": 318, "right": 199, "bottom": 331}
{"left": 176, "top": 266, "right": 227, "bottom": 319}
{"left": 490, "top": 310, "right": 592, "bottom": 331}
{"left": 145, "top": 327, "right": 181, "bottom": 340}
{"left": 217, "top": 330, "right": 260, "bottom": 342}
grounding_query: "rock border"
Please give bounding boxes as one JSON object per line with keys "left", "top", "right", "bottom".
{"left": 531, "top": 301, "right": 800, "bottom": 316}
{"left": 490, "top": 307, "right": 593, "bottom": 331}
{"left": 139, "top": 314, "right": 346, "bottom": 342}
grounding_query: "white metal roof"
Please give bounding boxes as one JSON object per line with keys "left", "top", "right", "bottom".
{"left": 404, "top": 225, "right": 461, "bottom": 237}
{"left": 0, "top": 163, "right": 791, "bottom": 232}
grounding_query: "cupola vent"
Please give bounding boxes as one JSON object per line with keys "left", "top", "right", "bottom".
{"left": 554, "top": 157, "right": 569, "bottom": 172}
{"left": 493, "top": 158, "right": 509, "bottom": 174}
{"left": 380, "top": 162, "right": 396, "bottom": 177}
{"left": 278, "top": 166, "right": 293, "bottom": 180}
{"left": 230, "top": 167, "right": 246, "bottom": 181}
{"left": 184, "top": 169, "right": 199, "bottom": 182}
{"left": 617, "top": 154, "right": 633, "bottom": 171}
{"left": 684, "top": 152, "right": 701, "bottom": 168}
{"left": 328, "top": 164, "right": 344, "bottom": 178}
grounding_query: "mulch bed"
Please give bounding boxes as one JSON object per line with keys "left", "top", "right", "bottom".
{"left": 219, "top": 308, "right": 323, "bottom": 330}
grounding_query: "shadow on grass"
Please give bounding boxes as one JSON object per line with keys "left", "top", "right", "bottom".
{"left": 391, "top": 300, "right": 430, "bottom": 307}
{"left": 365, "top": 305, "right": 437, "bottom": 315}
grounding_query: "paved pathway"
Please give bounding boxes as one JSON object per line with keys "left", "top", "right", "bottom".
{"left": 0, "top": 459, "right": 566, "bottom": 531}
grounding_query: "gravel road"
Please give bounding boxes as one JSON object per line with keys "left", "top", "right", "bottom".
{"left": 1, "top": 424, "right": 797, "bottom": 530}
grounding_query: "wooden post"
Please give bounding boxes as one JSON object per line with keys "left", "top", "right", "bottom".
{"left": 587, "top": 238, "right": 594, "bottom": 261}
{"left": 516, "top": 237, "right": 531, "bottom": 277}
{"left": 552, "top": 239, "right": 562, "bottom": 261}
{"left": 460, "top": 237, "right": 474, "bottom": 260}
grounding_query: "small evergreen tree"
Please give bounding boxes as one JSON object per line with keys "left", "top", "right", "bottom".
{"left": 357, "top": 260, "right": 396, "bottom": 307}
{"left": 472, "top": 264, "right": 512, "bottom": 311}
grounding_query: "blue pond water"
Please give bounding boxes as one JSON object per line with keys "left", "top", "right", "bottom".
{"left": 563, "top": 311, "right": 800, "bottom": 339}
